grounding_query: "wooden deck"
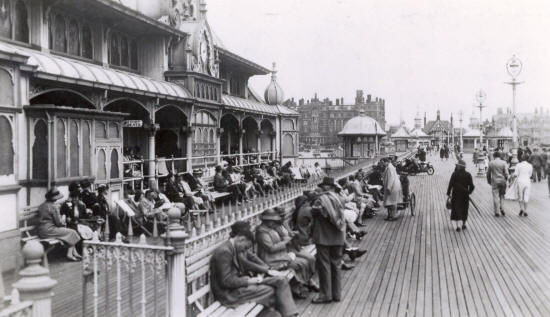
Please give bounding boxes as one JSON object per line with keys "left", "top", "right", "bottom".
{"left": 296, "top": 154, "right": 550, "bottom": 317}
{"left": 4, "top": 153, "right": 550, "bottom": 316}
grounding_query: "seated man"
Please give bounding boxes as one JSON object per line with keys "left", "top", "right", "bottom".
{"left": 210, "top": 221, "right": 298, "bottom": 317}
{"left": 214, "top": 165, "right": 242, "bottom": 203}
{"left": 136, "top": 190, "right": 168, "bottom": 230}
{"left": 60, "top": 182, "right": 94, "bottom": 239}
{"left": 256, "top": 209, "right": 314, "bottom": 299}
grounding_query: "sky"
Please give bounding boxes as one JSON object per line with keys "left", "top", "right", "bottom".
{"left": 207, "top": 0, "right": 550, "bottom": 127}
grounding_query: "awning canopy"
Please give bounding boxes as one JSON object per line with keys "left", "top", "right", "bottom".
{"left": 222, "top": 94, "right": 297, "bottom": 116}
{"left": 0, "top": 42, "right": 192, "bottom": 101}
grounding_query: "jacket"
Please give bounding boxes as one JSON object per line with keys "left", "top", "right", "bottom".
{"left": 311, "top": 192, "right": 346, "bottom": 246}
{"left": 256, "top": 224, "right": 291, "bottom": 269}
{"left": 214, "top": 173, "right": 228, "bottom": 192}
{"left": 487, "top": 158, "right": 509, "bottom": 185}
{"left": 209, "top": 240, "right": 250, "bottom": 304}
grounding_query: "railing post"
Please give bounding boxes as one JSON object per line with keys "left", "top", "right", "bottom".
{"left": 12, "top": 241, "right": 57, "bottom": 317}
{"left": 162, "top": 207, "right": 188, "bottom": 317}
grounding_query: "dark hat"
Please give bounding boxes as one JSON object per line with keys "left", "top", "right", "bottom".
{"left": 80, "top": 180, "right": 92, "bottom": 188}
{"left": 45, "top": 187, "right": 63, "bottom": 201}
{"left": 97, "top": 184, "right": 109, "bottom": 193}
{"left": 68, "top": 182, "right": 81, "bottom": 193}
{"left": 318, "top": 176, "right": 337, "bottom": 188}
{"left": 192, "top": 168, "right": 203, "bottom": 174}
{"left": 230, "top": 221, "right": 254, "bottom": 241}
{"left": 456, "top": 159, "right": 466, "bottom": 168}
{"left": 260, "top": 208, "right": 282, "bottom": 221}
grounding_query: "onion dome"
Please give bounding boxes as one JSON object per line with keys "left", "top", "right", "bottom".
{"left": 264, "top": 62, "right": 285, "bottom": 105}
{"left": 338, "top": 111, "right": 386, "bottom": 136}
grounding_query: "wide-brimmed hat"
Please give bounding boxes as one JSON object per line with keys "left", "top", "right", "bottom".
{"left": 456, "top": 159, "right": 467, "bottom": 168}
{"left": 97, "top": 184, "right": 109, "bottom": 194}
{"left": 45, "top": 187, "right": 63, "bottom": 201}
{"left": 318, "top": 177, "right": 337, "bottom": 188}
{"left": 260, "top": 209, "right": 282, "bottom": 221}
{"left": 192, "top": 168, "right": 203, "bottom": 175}
{"left": 80, "top": 180, "right": 92, "bottom": 188}
{"left": 68, "top": 182, "right": 81, "bottom": 194}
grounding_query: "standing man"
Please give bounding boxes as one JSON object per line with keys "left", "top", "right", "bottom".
{"left": 310, "top": 177, "right": 346, "bottom": 304}
{"left": 541, "top": 148, "right": 548, "bottom": 180}
{"left": 383, "top": 158, "right": 403, "bottom": 221}
{"left": 530, "top": 148, "right": 543, "bottom": 182}
{"left": 487, "top": 151, "right": 509, "bottom": 217}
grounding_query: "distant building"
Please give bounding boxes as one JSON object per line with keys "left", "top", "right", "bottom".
{"left": 492, "top": 107, "right": 550, "bottom": 146}
{"left": 423, "top": 110, "right": 453, "bottom": 147}
{"left": 285, "top": 90, "right": 386, "bottom": 149}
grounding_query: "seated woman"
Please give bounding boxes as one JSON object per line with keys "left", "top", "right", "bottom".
{"left": 229, "top": 166, "right": 257, "bottom": 200}
{"left": 38, "top": 187, "right": 82, "bottom": 261}
{"left": 136, "top": 190, "right": 168, "bottom": 232}
{"left": 95, "top": 184, "right": 127, "bottom": 241}
{"left": 176, "top": 174, "right": 211, "bottom": 211}
{"left": 60, "top": 182, "right": 94, "bottom": 240}
{"left": 214, "top": 165, "right": 242, "bottom": 203}
{"left": 256, "top": 209, "right": 315, "bottom": 298}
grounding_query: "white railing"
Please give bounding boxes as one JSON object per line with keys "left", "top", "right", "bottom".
{"left": 82, "top": 233, "right": 173, "bottom": 317}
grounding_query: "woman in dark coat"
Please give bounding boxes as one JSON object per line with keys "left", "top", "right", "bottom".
{"left": 446, "top": 159, "right": 475, "bottom": 232}
{"left": 38, "top": 187, "right": 82, "bottom": 261}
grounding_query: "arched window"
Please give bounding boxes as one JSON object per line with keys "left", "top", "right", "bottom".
{"left": 97, "top": 149, "right": 106, "bottom": 180}
{"left": 32, "top": 120, "right": 48, "bottom": 179}
{"left": 67, "top": 19, "right": 79, "bottom": 56}
{"left": 130, "top": 39, "right": 138, "bottom": 69}
{"left": 81, "top": 24, "right": 92, "bottom": 59}
{"left": 95, "top": 121, "right": 106, "bottom": 138}
{"left": 110, "top": 149, "right": 119, "bottom": 179}
{"left": 14, "top": 0, "right": 28, "bottom": 43}
{"left": 0, "top": 68, "right": 13, "bottom": 105}
{"left": 82, "top": 121, "right": 91, "bottom": 176}
{"left": 53, "top": 14, "right": 66, "bottom": 52}
{"left": 0, "top": 1, "right": 10, "bottom": 39}
{"left": 192, "top": 111, "right": 217, "bottom": 160}
{"left": 56, "top": 118, "right": 67, "bottom": 178}
{"left": 0, "top": 116, "right": 14, "bottom": 176}
{"left": 109, "top": 33, "right": 119, "bottom": 65}
{"left": 69, "top": 120, "right": 79, "bottom": 176}
{"left": 120, "top": 36, "right": 129, "bottom": 67}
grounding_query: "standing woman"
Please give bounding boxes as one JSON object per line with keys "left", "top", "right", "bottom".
{"left": 37, "top": 187, "right": 82, "bottom": 261}
{"left": 447, "top": 159, "right": 475, "bottom": 232}
{"left": 513, "top": 155, "right": 533, "bottom": 216}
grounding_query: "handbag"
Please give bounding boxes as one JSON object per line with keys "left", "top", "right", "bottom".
{"left": 504, "top": 179, "right": 519, "bottom": 201}
{"left": 445, "top": 196, "right": 452, "bottom": 210}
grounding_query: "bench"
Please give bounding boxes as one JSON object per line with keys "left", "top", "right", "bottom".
{"left": 19, "top": 206, "right": 62, "bottom": 267}
{"left": 187, "top": 242, "right": 316, "bottom": 317}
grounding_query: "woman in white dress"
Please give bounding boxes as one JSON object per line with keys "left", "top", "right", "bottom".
{"left": 513, "top": 156, "right": 533, "bottom": 216}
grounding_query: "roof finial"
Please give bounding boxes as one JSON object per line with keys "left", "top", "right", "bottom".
{"left": 271, "top": 62, "right": 277, "bottom": 81}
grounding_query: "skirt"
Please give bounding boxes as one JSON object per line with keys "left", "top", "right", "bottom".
{"left": 517, "top": 181, "right": 531, "bottom": 202}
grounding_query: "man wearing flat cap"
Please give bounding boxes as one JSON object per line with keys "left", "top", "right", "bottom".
{"left": 210, "top": 220, "right": 298, "bottom": 317}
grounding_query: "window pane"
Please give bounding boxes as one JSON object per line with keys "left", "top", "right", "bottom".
{"left": 70, "top": 120, "right": 79, "bottom": 176}
{"left": 82, "top": 121, "right": 91, "bottom": 176}
{"left": 97, "top": 149, "right": 106, "bottom": 180}
{"left": 56, "top": 119, "right": 67, "bottom": 178}
{"left": 67, "top": 19, "right": 79, "bottom": 56}
{"left": 0, "top": 116, "right": 14, "bottom": 175}
{"left": 0, "top": 0, "right": 11, "bottom": 39}
{"left": 120, "top": 36, "right": 129, "bottom": 67}
{"left": 110, "top": 149, "right": 119, "bottom": 179}
{"left": 0, "top": 69, "right": 13, "bottom": 105}
{"left": 130, "top": 39, "right": 138, "bottom": 69}
{"left": 14, "top": 1, "right": 28, "bottom": 43}
{"left": 95, "top": 121, "right": 106, "bottom": 138}
{"left": 81, "top": 24, "right": 93, "bottom": 59}
{"left": 108, "top": 122, "right": 119, "bottom": 138}
{"left": 54, "top": 14, "right": 66, "bottom": 52}
{"left": 110, "top": 34, "right": 119, "bottom": 65}
{"left": 32, "top": 120, "right": 48, "bottom": 179}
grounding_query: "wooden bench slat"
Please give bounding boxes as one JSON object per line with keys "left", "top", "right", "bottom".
{"left": 197, "top": 301, "right": 223, "bottom": 317}
{"left": 209, "top": 306, "right": 230, "bottom": 317}
{"left": 187, "top": 255, "right": 211, "bottom": 275}
{"left": 231, "top": 302, "right": 257, "bottom": 316}
{"left": 186, "top": 241, "right": 226, "bottom": 267}
{"left": 188, "top": 284, "right": 211, "bottom": 304}
{"left": 245, "top": 304, "right": 264, "bottom": 317}
{"left": 187, "top": 265, "right": 210, "bottom": 283}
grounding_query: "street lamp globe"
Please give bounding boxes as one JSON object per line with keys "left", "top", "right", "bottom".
{"left": 506, "top": 55, "right": 522, "bottom": 80}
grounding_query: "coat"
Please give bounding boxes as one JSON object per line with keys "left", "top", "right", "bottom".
{"left": 383, "top": 163, "right": 402, "bottom": 207}
{"left": 37, "top": 201, "right": 81, "bottom": 246}
{"left": 311, "top": 192, "right": 346, "bottom": 246}
{"left": 447, "top": 169, "right": 475, "bottom": 221}
{"left": 213, "top": 173, "right": 228, "bottom": 192}
{"left": 256, "top": 224, "right": 292, "bottom": 269}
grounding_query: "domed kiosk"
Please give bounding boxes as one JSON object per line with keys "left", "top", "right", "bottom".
{"left": 338, "top": 111, "right": 386, "bottom": 158}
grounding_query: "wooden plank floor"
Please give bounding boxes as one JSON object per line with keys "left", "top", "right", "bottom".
{"left": 297, "top": 153, "right": 550, "bottom": 317}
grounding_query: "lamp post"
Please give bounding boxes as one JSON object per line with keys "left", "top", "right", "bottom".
{"left": 475, "top": 89, "right": 487, "bottom": 148}
{"left": 458, "top": 110, "right": 464, "bottom": 151}
{"left": 505, "top": 55, "right": 524, "bottom": 171}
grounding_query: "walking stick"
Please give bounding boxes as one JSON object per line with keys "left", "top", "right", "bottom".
{"left": 468, "top": 196, "right": 482, "bottom": 214}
